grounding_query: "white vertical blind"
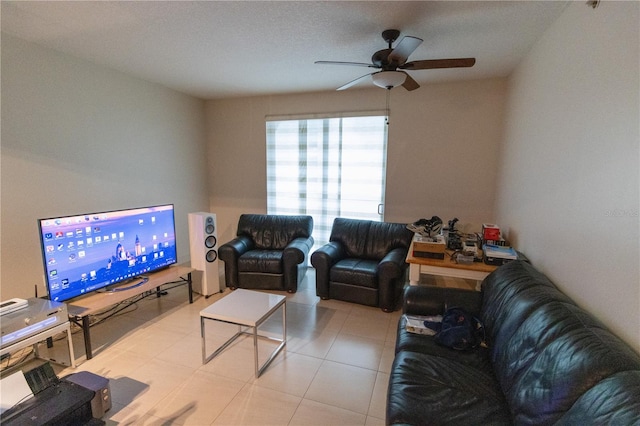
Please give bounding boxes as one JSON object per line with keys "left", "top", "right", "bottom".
{"left": 266, "top": 115, "right": 388, "bottom": 250}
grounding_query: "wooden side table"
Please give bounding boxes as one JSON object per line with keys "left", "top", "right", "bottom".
{"left": 406, "top": 240, "right": 497, "bottom": 290}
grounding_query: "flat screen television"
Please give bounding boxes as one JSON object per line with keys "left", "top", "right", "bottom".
{"left": 38, "top": 204, "right": 178, "bottom": 302}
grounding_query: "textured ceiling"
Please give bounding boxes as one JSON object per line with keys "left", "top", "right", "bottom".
{"left": 1, "top": 1, "right": 570, "bottom": 99}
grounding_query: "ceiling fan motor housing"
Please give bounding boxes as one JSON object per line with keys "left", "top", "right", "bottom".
{"left": 382, "top": 29, "right": 400, "bottom": 45}
{"left": 372, "top": 49, "right": 396, "bottom": 69}
{"left": 374, "top": 29, "right": 402, "bottom": 69}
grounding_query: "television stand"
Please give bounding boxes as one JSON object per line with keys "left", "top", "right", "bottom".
{"left": 67, "top": 264, "right": 193, "bottom": 360}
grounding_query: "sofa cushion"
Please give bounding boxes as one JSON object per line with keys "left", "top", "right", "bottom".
{"left": 555, "top": 371, "right": 640, "bottom": 425}
{"left": 480, "top": 261, "right": 575, "bottom": 357}
{"left": 329, "top": 258, "right": 378, "bottom": 288}
{"left": 329, "top": 218, "right": 413, "bottom": 260}
{"left": 365, "top": 220, "right": 414, "bottom": 259}
{"left": 395, "top": 317, "right": 494, "bottom": 373}
{"left": 387, "top": 350, "right": 512, "bottom": 426}
{"left": 237, "top": 214, "right": 312, "bottom": 250}
{"left": 238, "top": 250, "right": 283, "bottom": 274}
{"left": 496, "top": 300, "right": 640, "bottom": 425}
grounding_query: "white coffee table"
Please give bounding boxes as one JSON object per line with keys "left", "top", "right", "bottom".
{"left": 200, "top": 289, "right": 286, "bottom": 377}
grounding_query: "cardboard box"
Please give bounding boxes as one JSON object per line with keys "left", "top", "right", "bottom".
{"left": 413, "top": 236, "right": 446, "bottom": 260}
{"left": 413, "top": 239, "right": 446, "bottom": 254}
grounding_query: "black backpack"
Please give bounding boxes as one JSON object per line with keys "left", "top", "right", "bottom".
{"left": 434, "top": 307, "right": 486, "bottom": 351}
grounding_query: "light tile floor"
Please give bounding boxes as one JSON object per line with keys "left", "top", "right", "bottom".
{"left": 27, "top": 269, "right": 405, "bottom": 425}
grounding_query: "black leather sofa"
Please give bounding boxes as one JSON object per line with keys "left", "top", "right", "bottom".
{"left": 218, "top": 214, "right": 313, "bottom": 293}
{"left": 387, "top": 261, "right": 640, "bottom": 425}
{"left": 311, "top": 218, "right": 414, "bottom": 312}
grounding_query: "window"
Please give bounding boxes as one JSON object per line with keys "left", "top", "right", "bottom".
{"left": 266, "top": 115, "right": 388, "bottom": 250}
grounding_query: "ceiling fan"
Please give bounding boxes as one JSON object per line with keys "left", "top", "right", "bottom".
{"left": 316, "top": 29, "right": 476, "bottom": 91}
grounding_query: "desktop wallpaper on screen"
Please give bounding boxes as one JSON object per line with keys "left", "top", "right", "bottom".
{"left": 39, "top": 204, "right": 177, "bottom": 302}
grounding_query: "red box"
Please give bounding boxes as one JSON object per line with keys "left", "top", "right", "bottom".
{"left": 482, "top": 224, "right": 501, "bottom": 241}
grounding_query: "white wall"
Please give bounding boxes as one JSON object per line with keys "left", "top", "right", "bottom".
{"left": 1, "top": 34, "right": 210, "bottom": 300}
{"left": 205, "top": 78, "right": 507, "bottom": 245}
{"left": 496, "top": 2, "right": 640, "bottom": 352}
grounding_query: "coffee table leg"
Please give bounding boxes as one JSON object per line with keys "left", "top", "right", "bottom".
{"left": 282, "top": 302, "right": 287, "bottom": 346}
{"left": 202, "top": 320, "right": 246, "bottom": 365}
{"left": 253, "top": 325, "right": 259, "bottom": 377}
{"left": 253, "top": 302, "right": 287, "bottom": 378}
{"left": 201, "top": 316, "right": 206, "bottom": 364}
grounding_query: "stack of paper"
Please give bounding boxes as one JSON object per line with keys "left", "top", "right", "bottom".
{"left": 0, "top": 371, "right": 34, "bottom": 414}
{"left": 403, "top": 314, "right": 442, "bottom": 336}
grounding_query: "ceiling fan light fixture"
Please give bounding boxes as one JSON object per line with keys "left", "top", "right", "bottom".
{"left": 371, "top": 71, "right": 406, "bottom": 89}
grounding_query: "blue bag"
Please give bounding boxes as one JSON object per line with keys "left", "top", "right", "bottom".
{"left": 434, "top": 307, "right": 485, "bottom": 351}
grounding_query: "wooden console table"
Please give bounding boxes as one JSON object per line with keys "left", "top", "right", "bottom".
{"left": 67, "top": 264, "right": 194, "bottom": 360}
{"left": 406, "top": 240, "right": 497, "bottom": 291}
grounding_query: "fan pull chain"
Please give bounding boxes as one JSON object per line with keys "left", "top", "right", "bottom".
{"left": 385, "top": 88, "right": 391, "bottom": 125}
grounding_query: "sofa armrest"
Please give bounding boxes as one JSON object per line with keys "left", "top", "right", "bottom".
{"left": 311, "top": 241, "right": 345, "bottom": 267}
{"left": 218, "top": 236, "right": 254, "bottom": 289}
{"left": 403, "top": 285, "right": 482, "bottom": 317}
{"left": 379, "top": 247, "right": 407, "bottom": 269}
{"left": 377, "top": 247, "right": 409, "bottom": 312}
{"left": 311, "top": 241, "right": 346, "bottom": 299}
{"left": 284, "top": 236, "right": 314, "bottom": 265}
{"left": 219, "top": 235, "right": 254, "bottom": 259}
{"left": 282, "top": 236, "right": 314, "bottom": 292}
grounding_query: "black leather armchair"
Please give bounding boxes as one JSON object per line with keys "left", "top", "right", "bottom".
{"left": 311, "top": 218, "right": 413, "bottom": 312}
{"left": 218, "top": 214, "right": 313, "bottom": 293}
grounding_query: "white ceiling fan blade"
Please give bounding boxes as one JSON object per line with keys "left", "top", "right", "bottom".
{"left": 337, "top": 73, "right": 373, "bottom": 91}
{"left": 388, "top": 36, "right": 423, "bottom": 65}
{"left": 315, "top": 60, "right": 377, "bottom": 68}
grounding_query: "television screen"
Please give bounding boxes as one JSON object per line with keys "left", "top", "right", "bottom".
{"left": 38, "top": 204, "right": 178, "bottom": 302}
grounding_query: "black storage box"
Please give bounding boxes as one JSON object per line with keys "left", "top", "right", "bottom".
{"left": 63, "top": 371, "right": 111, "bottom": 419}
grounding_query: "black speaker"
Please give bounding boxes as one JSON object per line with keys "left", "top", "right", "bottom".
{"left": 188, "top": 212, "right": 221, "bottom": 296}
